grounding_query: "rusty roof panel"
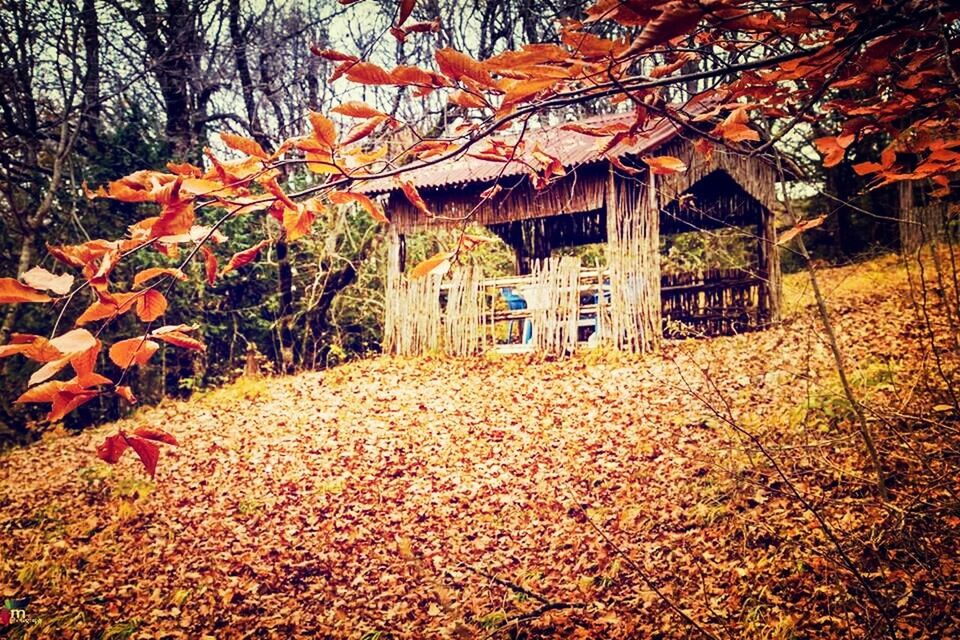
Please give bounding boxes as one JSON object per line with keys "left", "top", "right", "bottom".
{"left": 356, "top": 100, "right": 712, "bottom": 195}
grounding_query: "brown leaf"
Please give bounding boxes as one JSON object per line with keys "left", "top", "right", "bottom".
{"left": 399, "top": 181, "right": 433, "bottom": 217}
{"left": 97, "top": 433, "right": 129, "bottom": 464}
{"left": 133, "top": 426, "right": 179, "bottom": 446}
{"left": 125, "top": 435, "right": 160, "bottom": 477}
{"left": 396, "top": 0, "right": 416, "bottom": 26}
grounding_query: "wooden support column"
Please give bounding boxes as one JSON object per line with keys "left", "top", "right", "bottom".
{"left": 605, "top": 167, "right": 661, "bottom": 352}
{"left": 383, "top": 225, "right": 403, "bottom": 353}
{"left": 508, "top": 219, "right": 552, "bottom": 275}
{"left": 510, "top": 228, "right": 532, "bottom": 275}
{"left": 757, "top": 208, "right": 781, "bottom": 324}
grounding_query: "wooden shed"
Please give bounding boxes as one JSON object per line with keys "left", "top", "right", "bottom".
{"left": 361, "top": 104, "right": 782, "bottom": 356}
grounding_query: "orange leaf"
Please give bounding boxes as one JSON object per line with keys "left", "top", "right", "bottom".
{"left": 116, "top": 385, "right": 138, "bottom": 404}
{"left": 27, "top": 356, "right": 72, "bottom": 387}
{"left": 152, "top": 202, "right": 196, "bottom": 238}
{"left": 643, "top": 155, "right": 687, "bottom": 175}
{"left": 405, "top": 19, "right": 440, "bottom": 34}
{"left": 344, "top": 61, "right": 394, "bottom": 85}
{"left": 264, "top": 177, "right": 298, "bottom": 210}
{"left": 0, "top": 278, "right": 52, "bottom": 304}
{"left": 435, "top": 48, "right": 495, "bottom": 88}
{"left": 283, "top": 206, "right": 316, "bottom": 242}
{"left": 136, "top": 289, "right": 168, "bottom": 322}
{"left": 152, "top": 325, "right": 205, "bottom": 351}
{"left": 609, "top": 155, "right": 642, "bottom": 175}
{"left": 500, "top": 78, "right": 556, "bottom": 108}
{"left": 448, "top": 90, "right": 488, "bottom": 109}
{"left": 222, "top": 240, "right": 271, "bottom": 275}
{"left": 49, "top": 328, "right": 99, "bottom": 355}
{"left": 21, "top": 267, "right": 74, "bottom": 295}
{"left": 200, "top": 246, "right": 218, "bottom": 285}
{"left": 341, "top": 116, "right": 387, "bottom": 146}
{"left": 220, "top": 132, "right": 269, "bottom": 159}
{"left": 311, "top": 47, "right": 358, "bottom": 63}
{"left": 561, "top": 122, "right": 630, "bottom": 137}
{"left": 777, "top": 214, "right": 828, "bottom": 245}
{"left": 15, "top": 380, "right": 66, "bottom": 404}
{"left": 717, "top": 121, "right": 760, "bottom": 143}
{"left": 109, "top": 337, "right": 160, "bottom": 368}
{"left": 309, "top": 112, "right": 338, "bottom": 149}
{"left": 390, "top": 64, "right": 439, "bottom": 87}
{"left": 69, "top": 342, "right": 108, "bottom": 387}
{"left": 48, "top": 387, "right": 99, "bottom": 422}
{"left": 166, "top": 161, "right": 202, "bottom": 177}
{"left": 133, "top": 267, "right": 187, "bottom": 287}
{"left": 852, "top": 161, "right": 882, "bottom": 176}
{"left": 305, "top": 151, "right": 341, "bottom": 175}
{"left": 75, "top": 292, "right": 138, "bottom": 326}
{"left": 480, "top": 184, "right": 503, "bottom": 199}
{"left": 328, "top": 191, "right": 388, "bottom": 223}
{"left": 457, "top": 233, "right": 490, "bottom": 252}
{"left": 0, "top": 334, "right": 61, "bottom": 362}
{"left": 331, "top": 101, "right": 386, "bottom": 119}
{"left": 814, "top": 136, "right": 848, "bottom": 168}
{"left": 410, "top": 251, "right": 452, "bottom": 278}
{"left": 399, "top": 181, "right": 433, "bottom": 217}
{"left": 629, "top": 2, "right": 704, "bottom": 53}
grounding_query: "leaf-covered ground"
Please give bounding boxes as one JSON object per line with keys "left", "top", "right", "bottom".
{"left": 2, "top": 254, "right": 959, "bottom": 639}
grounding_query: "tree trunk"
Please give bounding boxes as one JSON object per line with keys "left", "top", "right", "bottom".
{"left": 276, "top": 232, "right": 295, "bottom": 373}
{"left": 79, "top": 0, "right": 101, "bottom": 146}
{"left": 227, "top": 0, "right": 271, "bottom": 149}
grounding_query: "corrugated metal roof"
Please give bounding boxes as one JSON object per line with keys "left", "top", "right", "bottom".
{"left": 357, "top": 100, "right": 711, "bottom": 194}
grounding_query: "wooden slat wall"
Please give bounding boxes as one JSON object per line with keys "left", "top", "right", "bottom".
{"left": 385, "top": 165, "right": 608, "bottom": 233}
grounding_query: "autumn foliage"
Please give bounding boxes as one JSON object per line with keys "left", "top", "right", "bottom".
{"left": 2, "top": 0, "right": 959, "bottom": 475}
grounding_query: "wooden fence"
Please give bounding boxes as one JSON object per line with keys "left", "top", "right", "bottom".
{"left": 385, "top": 265, "right": 767, "bottom": 356}
{"left": 661, "top": 268, "right": 763, "bottom": 337}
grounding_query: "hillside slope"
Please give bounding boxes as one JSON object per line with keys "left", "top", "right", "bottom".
{"left": 1, "top": 253, "right": 958, "bottom": 639}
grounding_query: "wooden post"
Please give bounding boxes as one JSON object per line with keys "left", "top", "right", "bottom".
{"left": 383, "top": 225, "right": 402, "bottom": 353}
{"left": 605, "top": 167, "right": 661, "bottom": 352}
{"left": 757, "top": 207, "right": 781, "bottom": 324}
{"left": 508, "top": 220, "right": 552, "bottom": 275}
